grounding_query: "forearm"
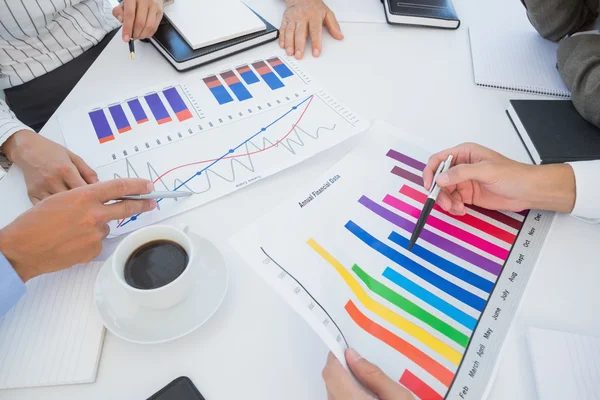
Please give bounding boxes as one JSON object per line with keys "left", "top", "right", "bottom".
{"left": 524, "top": 164, "right": 576, "bottom": 213}
{"left": 0, "top": 99, "right": 31, "bottom": 151}
{"left": 0, "top": 227, "right": 36, "bottom": 283}
{"left": 521, "top": 0, "right": 599, "bottom": 41}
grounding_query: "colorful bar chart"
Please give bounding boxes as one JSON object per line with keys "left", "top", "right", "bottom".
{"left": 162, "top": 87, "right": 193, "bottom": 122}
{"left": 251, "top": 61, "right": 284, "bottom": 90}
{"left": 236, "top": 64, "right": 260, "bottom": 85}
{"left": 127, "top": 98, "right": 149, "bottom": 124}
{"left": 108, "top": 104, "right": 131, "bottom": 133}
{"left": 267, "top": 57, "right": 294, "bottom": 78}
{"left": 88, "top": 109, "right": 114, "bottom": 144}
{"left": 203, "top": 75, "right": 234, "bottom": 105}
{"left": 144, "top": 93, "right": 172, "bottom": 124}
{"left": 220, "top": 70, "right": 253, "bottom": 102}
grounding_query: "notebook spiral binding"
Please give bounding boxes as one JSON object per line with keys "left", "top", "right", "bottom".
{"left": 477, "top": 81, "right": 571, "bottom": 98}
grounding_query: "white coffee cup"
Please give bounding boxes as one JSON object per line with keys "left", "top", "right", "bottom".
{"left": 112, "top": 225, "right": 196, "bottom": 310}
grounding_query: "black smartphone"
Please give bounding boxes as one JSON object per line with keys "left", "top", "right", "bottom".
{"left": 147, "top": 376, "right": 206, "bottom": 400}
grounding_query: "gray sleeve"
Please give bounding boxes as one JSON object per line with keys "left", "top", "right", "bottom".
{"left": 522, "top": 0, "right": 599, "bottom": 41}
{"left": 557, "top": 33, "right": 600, "bottom": 128}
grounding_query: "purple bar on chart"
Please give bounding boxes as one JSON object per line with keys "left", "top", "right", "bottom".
{"left": 127, "top": 98, "right": 149, "bottom": 124}
{"left": 88, "top": 109, "right": 114, "bottom": 143}
{"left": 144, "top": 93, "right": 172, "bottom": 124}
{"left": 162, "top": 87, "right": 193, "bottom": 122}
{"left": 391, "top": 166, "right": 424, "bottom": 186}
{"left": 108, "top": 104, "right": 131, "bottom": 133}
{"left": 359, "top": 195, "right": 503, "bottom": 276}
{"left": 386, "top": 149, "right": 427, "bottom": 171}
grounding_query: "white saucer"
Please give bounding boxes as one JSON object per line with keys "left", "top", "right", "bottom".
{"left": 94, "top": 232, "right": 228, "bottom": 344}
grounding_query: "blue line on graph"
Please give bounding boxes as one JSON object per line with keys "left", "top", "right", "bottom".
{"left": 120, "top": 95, "right": 314, "bottom": 227}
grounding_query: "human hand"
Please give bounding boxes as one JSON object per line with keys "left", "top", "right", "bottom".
{"left": 2, "top": 130, "right": 98, "bottom": 204}
{"left": 280, "top": 0, "right": 343, "bottom": 59}
{"left": 423, "top": 143, "right": 576, "bottom": 215}
{"left": 113, "top": 0, "right": 163, "bottom": 41}
{"left": 322, "top": 349, "right": 414, "bottom": 400}
{"left": 0, "top": 179, "right": 156, "bottom": 282}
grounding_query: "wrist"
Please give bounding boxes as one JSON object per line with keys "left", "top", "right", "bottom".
{"left": 0, "top": 129, "right": 36, "bottom": 163}
{"left": 523, "top": 164, "right": 576, "bottom": 213}
{"left": 0, "top": 229, "right": 36, "bottom": 282}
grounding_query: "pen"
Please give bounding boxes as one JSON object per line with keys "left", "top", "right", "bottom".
{"left": 117, "top": 191, "right": 193, "bottom": 200}
{"left": 129, "top": 39, "right": 135, "bottom": 60}
{"left": 407, "top": 154, "right": 453, "bottom": 250}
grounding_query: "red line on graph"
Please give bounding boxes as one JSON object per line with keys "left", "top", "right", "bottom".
{"left": 116, "top": 96, "right": 315, "bottom": 228}
{"left": 345, "top": 300, "right": 454, "bottom": 387}
{"left": 400, "top": 369, "right": 443, "bottom": 400}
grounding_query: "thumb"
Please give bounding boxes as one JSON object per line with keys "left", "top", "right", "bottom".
{"left": 324, "top": 10, "right": 344, "bottom": 40}
{"left": 436, "top": 163, "right": 491, "bottom": 188}
{"left": 346, "top": 349, "right": 409, "bottom": 400}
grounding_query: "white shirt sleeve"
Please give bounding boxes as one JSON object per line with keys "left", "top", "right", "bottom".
{"left": 0, "top": 98, "right": 31, "bottom": 148}
{"left": 567, "top": 160, "right": 600, "bottom": 223}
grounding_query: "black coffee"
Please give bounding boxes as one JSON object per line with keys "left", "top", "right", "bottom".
{"left": 124, "top": 240, "right": 189, "bottom": 290}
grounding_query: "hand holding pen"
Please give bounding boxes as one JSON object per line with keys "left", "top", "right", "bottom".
{"left": 112, "top": 0, "right": 165, "bottom": 58}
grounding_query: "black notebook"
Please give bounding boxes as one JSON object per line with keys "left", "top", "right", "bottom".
{"left": 382, "top": 0, "right": 460, "bottom": 29}
{"left": 149, "top": 10, "right": 278, "bottom": 71}
{"left": 507, "top": 99, "right": 600, "bottom": 165}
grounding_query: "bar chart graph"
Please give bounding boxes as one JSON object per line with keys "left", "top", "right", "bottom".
{"left": 231, "top": 122, "right": 554, "bottom": 400}
{"left": 84, "top": 86, "right": 195, "bottom": 145}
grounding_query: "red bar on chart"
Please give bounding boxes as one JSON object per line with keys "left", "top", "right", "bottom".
{"left": 399, "top": 185, "right": 517, "bottom": 244}
{"left": 467, "top": 204, "right": 522, "bottom": 230}
{"left": 345, "top": 300, "right": 454, "bottom": 387}
{"left": 400, "top": 370, "right": 443, "bottom": 400}
{"left": 383, "top": 195, "right": 510, "bottom": 260}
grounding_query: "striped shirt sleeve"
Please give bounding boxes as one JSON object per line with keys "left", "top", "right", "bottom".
{"left": 0, "top": 98, "right": 31, "bottom": 149}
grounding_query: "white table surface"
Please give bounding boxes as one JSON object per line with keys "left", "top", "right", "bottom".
{"left": 2, "top": 1, "right": 600, "bottom": 399}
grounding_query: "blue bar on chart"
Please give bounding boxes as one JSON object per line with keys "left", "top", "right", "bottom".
{"left": 88, "top": 109, "right": 114, "bottom": 144}
{"left": 127, "top": 98, "right": 149, "bottom": 124}
{"left": 267, "top": 57, "right": 294, "bottom": 78}
{"left": 203, "top": 75, "right": 234, "bottom": 105}
{"left": 251, "top": 60, "right": 284, "bottom": 90}
{"left": 162, "top": 87, "right": 193, "bottom": 122}
{"left": 236, "top": 64, "right": 260, "bottom": 85}
{"left": 144, "top": 93, "right": 172, "bottom": 124}
{"left": 220, "top": 70, "right": 252, "bottom": 102}
{"left": 108, "top": 104, "right": 132, "bottom": 133}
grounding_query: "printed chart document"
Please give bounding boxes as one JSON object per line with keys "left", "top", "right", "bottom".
{"left": 527, "top": 327, "right": 600, "bottom": 400}
{"left": 231, "top": 121, "right": 555, "bottom": 399}
{"left": 59, "top": 55, "right": 368, "bottom": 236}
{"left": 0, "top": 262, "right": 105, "bottom": 389}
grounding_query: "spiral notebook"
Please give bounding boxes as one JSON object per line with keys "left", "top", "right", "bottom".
{"left": 469, "top": 26, "right": 570, "bottom": 98}
{"left": 0, "top": 262, "right": 105, "bottom": 389}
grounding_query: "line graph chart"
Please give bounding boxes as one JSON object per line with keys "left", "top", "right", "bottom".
{"left": 116, "top": 94, "right": 315, "bottom": 227}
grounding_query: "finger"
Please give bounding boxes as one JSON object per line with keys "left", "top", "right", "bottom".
{"left": 423, "top": 148, "right": 458, "bottom": 191}
{"left": 285, "top": 21, "right": 295, "bottom": 56}
{"left": 70, "top": 152, "right": 98, "bottom": 184}
{"left": 448, "top": 190, "right": 467, "bottom": 215}
{"left": 294, "top": 20, "right": 308, "bottom": 59}
{"left": 122, "top": 0, "right": 136, "bottom": 41}
{"left": 437, "top": 189, "right": 453, "bottom": 212}
{"left": 346, "top": 349, "right": 406, "bottom": 399}
{"left": 101, "top": 223, "right": 110, "bottom": 240}
{"left": 103, "top": 198, "right": 157, "bottom": 221}
{"left": 112, "top": 3, "right": 124, "bottom": 23}
{"left": 140, "top": 7, "right": 160, "bottom": 39}
{"left": 30, "top": 195, "right": 44, "bottom": 205}
{"left": 437, "top": 163, "right": 490, "bottom": 188}
{"left": 279, "top": 21, "right": 287, "bottom": 49}
{"left": 308, "top": 17, "right": 323, "bottom": 57}
{"left": 322, "top": 352, "right": 361, "bottom": 399}
{"left": 63, "top": 165, "right": 88, "bottom": 189}
{"left": 87, "top": 178, "right": 154, "bottom": 202}
{"left": 48, "top": 179, "right": 69, "bottom": 194}
{"left": 133, "top": 2, "right": 149, "bottom": 39}
{"left": 323, "top": 9, "right": 344, "bottom": 40}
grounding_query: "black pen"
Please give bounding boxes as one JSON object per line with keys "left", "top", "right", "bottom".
{"left": 408, "top": 154, "right": 453, "bottom": 250}
{"left": 129, "top": 39, "right": 135, "bottom": 60}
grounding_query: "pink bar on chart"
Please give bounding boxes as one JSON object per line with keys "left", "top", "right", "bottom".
{"left": 383, "top": 195, "right": 510, "bottom": 260}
